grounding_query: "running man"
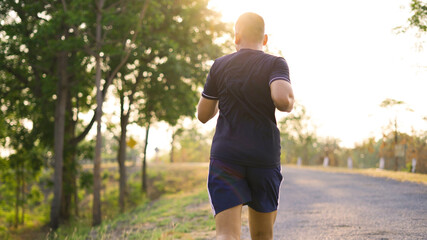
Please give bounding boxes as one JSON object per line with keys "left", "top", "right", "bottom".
{"left": 197, "top": 12, "right": 294, "bottom": 239}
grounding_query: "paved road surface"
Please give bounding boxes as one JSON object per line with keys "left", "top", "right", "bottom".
{"left": 241, "top": 167, "right": 427, "bottom": 240}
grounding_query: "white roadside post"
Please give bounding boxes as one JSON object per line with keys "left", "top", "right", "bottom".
{"left": 347, "top": 157, "right": 353, "bottom": 169}
{"left": 411, "top": 158, "right": 417, "bottom": 173}
{"left": 323, "top": 157, "right": 329, "bottom": 167}
{"left": 379, "top": 157, "right": 385, "bottom": 170}
{"left": 297, "top": 157, "right": 302, "bottom": 167}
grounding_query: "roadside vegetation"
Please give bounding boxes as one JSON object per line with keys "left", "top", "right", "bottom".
{"left": 7, "top": 163, "right": 213, "bottom": 240}
{"left": 279, "top": 103, "right": 427, "bottom": 173}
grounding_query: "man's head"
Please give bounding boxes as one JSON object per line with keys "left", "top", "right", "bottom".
{"left": 235, "top": 12, "right": 267, "bottom": 49}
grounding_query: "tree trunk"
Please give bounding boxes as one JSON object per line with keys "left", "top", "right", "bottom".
{"left": 142, "top": 122, "right": 150, "bottom": 193}
{"left": 21, "top": 165, "right": 25, "bottom": 225}
{"left": 61, "top": 147, "right": 79, "bottom": 219}
{"left": 50, "top": 51, "right": 69, "bottom": 230}
{"left": 117, "top": 113, "right": 129, "bottom": 213}
{"left": 60, "top": 91, "right": 78, "bottom": 221}
{"left": 170, "top": 130, "right": 175, "bottom": 163}
{"left": 92, "top": 0, "right": 105, "bottom": 227}
{"left": 68, "top": 132, "right": 79, "bottom": 218}
{"left": 394, "top": 117, "right": 399, "bottom": 171}
{"left": 93, "top": 55, "right": 103, "bottom": 226}
{"left": 60, "top": 154, "right": 72, "bottom": 221}
{"left": 15, "top": 166, "right": 20, "bottom": 228}
{"left": 72, "top": 95, "right": 80, "bottom": 218}
{"left": 73, "top": 169, "right": 79, "bottom": 217}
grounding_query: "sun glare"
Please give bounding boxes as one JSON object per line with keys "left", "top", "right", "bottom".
{"left": 209, "top": 0, "right": 271, "bottom": 24}
{"left": 208, "top": 0, "right": 427, "bottom": 148}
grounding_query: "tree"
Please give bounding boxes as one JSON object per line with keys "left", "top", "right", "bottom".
{"left": 170, "top": 123, "right": 184, "bottom": 163}
{"left": 90, "top": 0, "right": 152, "bottom": 225}
{"left": 0, "top": 0, "right": 80, "bottom": 229}
{"left": 171, "top": 123, "right": 212, "bottom": 163}
{"left": 279, "top": 103, "right": 318, "bottom": 165}
{"left": 119, "top": 0, "right": 231, "bottom": 193}
{"left": 408, "top": 0, "right": 427, "bottom": 32}
{"left": 0, "top": 0, "right": 231, "bottom": 229}
{"left": 0, "top": 133, "right": 44, "bottom": 228}
{"left": 92, "top": 0, "right": 105, "bottom": 225}
{"left": 0, "top": 56, "right": 45, "bottom": 228}
{"left": 0, "top": 0, "right": 132, "bottom": 228}
{"left": 380, "top": 98, "right": 413, "bottom": 170}
{"left": 101, "top": 0, "right": 229, "bottom": 210}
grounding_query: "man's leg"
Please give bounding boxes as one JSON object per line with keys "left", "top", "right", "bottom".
{"left": 215, "top": 204, "right": 243, "bottom": 240}
{"left": 248, "top": 207, "right": 277, "bottom": 240}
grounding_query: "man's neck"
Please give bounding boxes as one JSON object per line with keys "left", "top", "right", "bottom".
{"left": 236, "top": 43, "right": 263, "bottom": 51}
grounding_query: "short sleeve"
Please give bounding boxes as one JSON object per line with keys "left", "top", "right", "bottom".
{"left": 202, "top": 64, "right": 219, "bottom": 100}
{"left": 269, "top": 57, "right": 290, "bottom": 85}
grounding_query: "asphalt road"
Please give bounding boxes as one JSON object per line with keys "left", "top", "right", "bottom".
{"left": 242, "top": 167, "right": 427, "bottom": 240}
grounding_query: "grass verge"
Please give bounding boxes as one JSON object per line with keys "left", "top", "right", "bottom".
{"left": 286, "top": 164, "right": 427, "bottom": 185}
{"left": 48, "top": 162, "right": 215, "bottom": 240}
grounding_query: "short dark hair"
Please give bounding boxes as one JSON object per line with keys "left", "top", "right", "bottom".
{"left": 235, "top": 12, "right": 265, "bottom": 44}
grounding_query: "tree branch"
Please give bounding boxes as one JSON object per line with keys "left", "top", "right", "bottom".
{"left": 102, "top": 0, "right": 151, "bottom": 100}
{"left": 105, "top": 0, "right": 126, "bottom": 11}
{"left": 2, "top": 65, "right": 29, "bottom": 85}
{"left": 72, "top": 0, "right": 151, "bottom": 146}
{"left": 61, "top": 0, "right": 68, "bottom": 12}
{"left": 72, "top": 110, "right": 96, "bottom": 145}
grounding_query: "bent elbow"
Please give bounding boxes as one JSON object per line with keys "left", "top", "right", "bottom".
{"left": 197, "top": 115, "right": 209, "bottom": 124}
{"left": 275, "top": 96, "right": 294, "bottom": 112}
{"left": 284, "top": 100, "right": 295, "bottom": 112}
{"left": 197, "top": 112, "right": 207, "bottom": 124}
{"left": 197, "top": 110, "right": 212, "bottom": 124}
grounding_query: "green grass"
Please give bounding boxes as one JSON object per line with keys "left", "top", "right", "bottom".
{"left": 48, "top": 163, "right": 215, "bottom": 240}
{"left": 49, "top": 186, "right": 214, "bottom": 240}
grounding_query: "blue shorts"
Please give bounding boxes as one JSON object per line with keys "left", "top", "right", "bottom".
{"left": 207, "top": 158, "right": 283, "bottom": 216}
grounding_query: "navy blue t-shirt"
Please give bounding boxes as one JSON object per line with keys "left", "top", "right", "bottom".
{"left": 202, "top": 48, "right": 290, "bottom": 168}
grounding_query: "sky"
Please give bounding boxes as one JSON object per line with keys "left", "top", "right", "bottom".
{"left": 106, "top": 0, "right": 427, "bottom": 160}
{"left": 1, "top": 1, "right": 425, "bottom": 161}
{"left": 205, "top": 0, "right": 427, "bottom": 146}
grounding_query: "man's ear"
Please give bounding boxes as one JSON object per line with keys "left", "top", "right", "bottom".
{"left": 234, "top": 32, "right": 241, "bottom": 45}
{"left": 263, "top": 34, "right": 268, "bottom": 46}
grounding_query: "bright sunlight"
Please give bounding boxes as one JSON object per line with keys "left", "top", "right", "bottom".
{"left": 208, "top": 0, "right": 427, "bottom": 148}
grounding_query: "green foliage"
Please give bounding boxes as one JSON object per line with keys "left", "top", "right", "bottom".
{"left": 349, "top": 137, "right": 380, "bottom": 168}
{"left": 1, "top": 0, "right": 97, "bottom": 226}
{"left": 0, "top": 168, "right": 15, "bottom": 213}
{"left": 79, "top": 171, "right": 93, "bottom": 192}
{"left": 28, "top": 185, "right": 43, "bottom": 207}
{"left": 0, "top": 157, "right": 7, "bottom": 172}
{"left": 51, "top": 164, "right": 213, "bottom": 240}
{"left": 380, "top": 98, "right": 405, "bottom": 108}
{"left": 102, "top": 170, "right": 111, "bottom": 181}
{"left": 0, "top": 224, "right": 9, "bottom": 240}
{"left": 169, "top": 123, "right": 213, "bottom": 162}
{"left": 409, "top": 0, "right": 427, "bottom": 32}
{"left": 127, "top": 0, "right": 232, "bottom": 127}
{"left": 0, "top": 0, "right": 231, "bottom": 232}
{"left": 279, "top": 103, "right": 320, "bottom": 165}
{"left": 77, "top": 140, "right": 95, "bottom": 163}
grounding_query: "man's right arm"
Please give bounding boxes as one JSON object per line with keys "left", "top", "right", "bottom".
{"left": 197, "top": 96, "right": 219, "bottom": 123}
{"left": 270, "top": 80, "right": 294, "bottom": 112}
